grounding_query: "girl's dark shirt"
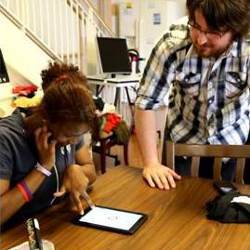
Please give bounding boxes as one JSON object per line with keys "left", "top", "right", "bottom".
{"left": 0, "top": 109, "right": 84, "bottom": 228}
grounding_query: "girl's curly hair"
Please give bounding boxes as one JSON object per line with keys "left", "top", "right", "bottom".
{"left": 39, "top": 62, "right": 96, "bottom": 130}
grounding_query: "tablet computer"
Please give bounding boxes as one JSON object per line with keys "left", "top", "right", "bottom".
{"left": 72, "top": 205, "right": 147, "bottom": 235}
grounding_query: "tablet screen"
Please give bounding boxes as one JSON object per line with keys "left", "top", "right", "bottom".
{"left": 73, "top": 206, "right": 147, "bottom": 234}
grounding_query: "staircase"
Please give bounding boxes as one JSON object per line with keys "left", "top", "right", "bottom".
{"left": 0, "top": 0, "right": 114, "bottom": 116}
{"left": 0, "top": 0, "right": 113, "bottom": 82}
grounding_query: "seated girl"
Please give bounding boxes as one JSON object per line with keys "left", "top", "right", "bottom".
{"left": 0, "top": 62, "right": 96, "bottom": 228}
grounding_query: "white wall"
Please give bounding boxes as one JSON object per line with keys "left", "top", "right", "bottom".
{"left": 139, "top": 0, "right": 186, "bottom": 62}
{"left": 113, "top": 0, "right": 186, "bottom": 68}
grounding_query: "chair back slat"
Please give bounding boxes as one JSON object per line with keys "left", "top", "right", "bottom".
{"left": 166, "top": 141, "right": 175, "bottom": 170}
{"left": 213, "top": 158, "right": 222, "bottom": 180}
{"left": 235, "top": 158, "right": 246, "bottom": 184}
{"left": 191, "top": 157, "right": 200, "bottom": 176}
{"left": 174, "top": 144, "right": 250, "bottom": 158}
{"left": 166, "top": 141, "right": 250, "bottom": 184}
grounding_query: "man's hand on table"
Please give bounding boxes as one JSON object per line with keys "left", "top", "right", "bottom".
{"left": 143, "top": 162, "right": 181, "bottom": 190}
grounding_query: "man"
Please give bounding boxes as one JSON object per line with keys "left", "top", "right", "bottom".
{"left": 135, "top": 0, "right": 250, "bottom": 190}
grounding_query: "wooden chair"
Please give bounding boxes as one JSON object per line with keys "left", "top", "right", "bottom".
{"left": 166, "top": 141, "right": 250, "bottom": 184}
{"left": 93, "top": 134, "right": 129, "bottom": 174}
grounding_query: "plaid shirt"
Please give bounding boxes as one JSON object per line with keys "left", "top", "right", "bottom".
{"left": 136, "top": 25, "right": 250, "bottom": 145}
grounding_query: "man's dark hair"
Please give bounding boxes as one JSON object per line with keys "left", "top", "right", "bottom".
{"left": 186, "top": 0, "right": 250, "bottom": 37}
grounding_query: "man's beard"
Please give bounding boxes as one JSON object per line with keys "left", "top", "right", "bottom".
{"left": 194, "top": 43, "right": 231, "bottom": 58}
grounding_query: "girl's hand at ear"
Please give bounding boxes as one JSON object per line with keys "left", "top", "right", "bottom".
{"left": 34, "top": 126, "right": 57, "bottom": 169}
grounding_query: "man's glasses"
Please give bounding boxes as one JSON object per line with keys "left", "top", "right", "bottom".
{"left": 187, "top": 20, "right": 226, "bottom": 40}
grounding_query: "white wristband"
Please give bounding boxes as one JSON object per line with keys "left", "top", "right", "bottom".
{"left": 35, "top": 162, "right": 51, "bottom": 177}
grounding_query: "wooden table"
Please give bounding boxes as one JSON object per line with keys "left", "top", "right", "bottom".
{"left": 2, "top": 166, "right": 250, "bottom": 250}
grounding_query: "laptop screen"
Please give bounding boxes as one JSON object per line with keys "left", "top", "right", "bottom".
{"left": 0, "top": 49, "right": 9, "bottom": 83}
{"left": 97, "top": 37, "right": 131, "bottom": 74}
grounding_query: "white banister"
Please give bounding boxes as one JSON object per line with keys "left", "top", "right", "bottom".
{"left": 0, "top": 0, "right": 114, "bottom": 74}
{"left": 59, "top": 0, "right": 64, "bottom": 61}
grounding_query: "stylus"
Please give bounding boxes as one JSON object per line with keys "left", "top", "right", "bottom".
{"left": 82, "top": 191, "right": 95, "bottom": 209}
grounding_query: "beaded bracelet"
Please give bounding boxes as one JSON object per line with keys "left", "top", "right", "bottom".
{"left": 17, "top": 180, "right": 33, "bottom": 202}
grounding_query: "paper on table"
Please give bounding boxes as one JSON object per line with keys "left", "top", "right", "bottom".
{"left": 8, "top": 240, "right": 54, "bottom": 250}
{"left": 231, "top": 196, "right": 250, "bottom": 205}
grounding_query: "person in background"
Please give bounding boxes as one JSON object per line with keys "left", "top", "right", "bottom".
{"left": 0, "top": 62, "right": 96, "bottom": 227}
{"left": 135, "top": 0, "right": 250, "bottom": 190}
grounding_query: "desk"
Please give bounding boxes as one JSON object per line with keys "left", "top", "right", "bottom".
{"left": 2, "top": 166, "right": 250, "bottom": 250}
{"left": 88, "top": 78, "right": 139, "bottom": 118}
